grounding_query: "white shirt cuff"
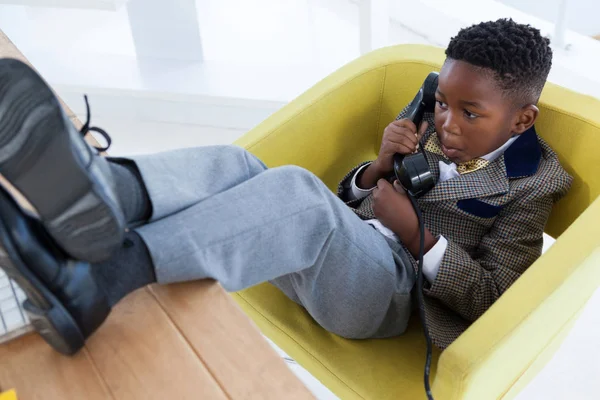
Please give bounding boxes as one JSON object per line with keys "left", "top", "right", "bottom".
{"left": 422, "top": 235, "right": 448, "bottom": 283}
{"left": 348, "top": 163, "right": 375, "bottom": 200}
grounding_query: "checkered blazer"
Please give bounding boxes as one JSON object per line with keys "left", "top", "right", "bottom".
{"left": 337, "top": 107, "right": 573, "bottom": 349}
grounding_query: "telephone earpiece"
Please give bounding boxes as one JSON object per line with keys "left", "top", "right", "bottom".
{"left": 393, "top": 72, "right": 439, "bottom": 198}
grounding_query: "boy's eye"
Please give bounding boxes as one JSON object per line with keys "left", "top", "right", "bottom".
{"left": 464, "top": 110, "right": 478, "bottom": 119}
{"left": 436, "top": 100, "right": 447, "bottom": 108}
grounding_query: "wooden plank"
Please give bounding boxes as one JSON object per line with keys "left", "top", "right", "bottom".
{"left": 151, "top": 281, "right": 315, "bottom": 400}
{"left": 0, "top": 333, "right": 112, "bottom": 400}
{"left": 84, "top": 288, "right": 228, "bottom": 400}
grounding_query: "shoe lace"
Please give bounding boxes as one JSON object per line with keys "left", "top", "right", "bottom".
{"left": 79, "top": 95, "right": 112, "bottom": 152}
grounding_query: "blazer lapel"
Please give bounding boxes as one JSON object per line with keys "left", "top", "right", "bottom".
{"left": 420, "top": 153, "right": 510, "bottom": 203}
{"left": 417, "top": 126, "right": 541, "bottom": 202}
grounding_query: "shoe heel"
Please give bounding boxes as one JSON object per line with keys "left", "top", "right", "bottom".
{"left": 0, "top": 59, "right": 125, "bottom": 264}
{"left": 23, "top": 299, "right": 85, "bottom": 356}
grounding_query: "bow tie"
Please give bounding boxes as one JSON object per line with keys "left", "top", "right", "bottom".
{"left": 423, "top": 134, "right": 489, "bottom": 175}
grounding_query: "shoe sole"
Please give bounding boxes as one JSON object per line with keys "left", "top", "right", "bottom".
{"left": 0, "top": 59, "right": 124, "bottom": 263}
{"left": 0, "top": 214, "right": 85, "bottom": 355}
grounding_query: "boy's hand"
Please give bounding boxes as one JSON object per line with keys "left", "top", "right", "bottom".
{"left": 373, "top": 179, "right": 437, "bottom": 257}
{"left": 373, "top": 119, "right": 429, "bottom": 174}
{"left": 372, "top": 179, "right": 418, "bottom": 241}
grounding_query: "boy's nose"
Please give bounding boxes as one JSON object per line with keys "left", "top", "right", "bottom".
{"left": 442, "top": 111, "right": 461, "bottom": 136}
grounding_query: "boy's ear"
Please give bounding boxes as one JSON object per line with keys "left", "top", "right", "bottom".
{"left": 512, "top": 104, "right": 539, "bottom": 134}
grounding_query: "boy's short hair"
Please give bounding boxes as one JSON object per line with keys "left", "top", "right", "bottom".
{"left": 445, "top": 18, "right": 553, "bottom": 106}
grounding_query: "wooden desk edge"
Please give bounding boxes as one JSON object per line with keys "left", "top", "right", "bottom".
{"left": 0, "top": 28, "right": 314, "bottom": 400}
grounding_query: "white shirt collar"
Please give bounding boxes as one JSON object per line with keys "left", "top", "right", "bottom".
{"left": 479, "top": 135, "right": 519, "bottom": 162}
{"left": 436, "top": 135, "right": 520, "bottom": 183}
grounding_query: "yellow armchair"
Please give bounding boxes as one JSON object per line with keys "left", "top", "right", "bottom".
{"left": 232, "top": 44, "right": 600, "bottom": 399}
{"left": 0, "top": 390, "right": 16, "bottom": 400}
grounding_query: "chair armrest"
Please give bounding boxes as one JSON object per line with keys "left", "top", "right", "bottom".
{"left": 235, "top": 44, "right": 445, "bottom": 190}
{"left": 433, "top": 196, "right": 600, "bottom": 399}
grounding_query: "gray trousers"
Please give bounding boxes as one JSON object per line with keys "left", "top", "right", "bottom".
{"left": 132, "top": 145, "right": 415, "bottom": 339}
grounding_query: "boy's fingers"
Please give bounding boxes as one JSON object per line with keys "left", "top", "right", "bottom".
{"left": 389, "top": 131, "right": 418, "bottom": 146}
{"left": 392, "top": 119, "right": 417, "bottom": 132}
{"left": 393, "top": 142, "right": 415, "bottom": 155}
{"left": 388, "top": 125, "right": 409, "bottom": 136}
{"left": 376, "top": 178, "right": 390, "bottom": 191}
{"left": 393, "top": 180, "right": 406, "bottom": 194}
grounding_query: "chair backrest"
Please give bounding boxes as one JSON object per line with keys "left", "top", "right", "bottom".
{"left": 532, "top": 85, "right": 600, "bottom": 236}
{"left": 240, "top": 44, "right": 600, "bottom": 236}
{"left": 375, "top": 45, "right": 600, "bottom": 238}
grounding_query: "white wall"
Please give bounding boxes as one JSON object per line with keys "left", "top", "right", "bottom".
{"left": 500, "top": 0, "right": 600, "bottom": 36}
{"left": 1, "top": 0, "right": 599, "bottom": 156}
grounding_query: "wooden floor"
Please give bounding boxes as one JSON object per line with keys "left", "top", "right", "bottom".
{"left": 0, "top": 282, "right": 313, "bottom": 399}
{"left": 0, "top": 30, "right": 313, "bottom": 400}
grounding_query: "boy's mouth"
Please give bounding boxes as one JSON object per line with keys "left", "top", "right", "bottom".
{"left": 440, "top": 143, "right": 460, "bottom": 158}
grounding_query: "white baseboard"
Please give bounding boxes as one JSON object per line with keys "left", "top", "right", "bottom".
{"left": 79, "top": 115, "right": 249, "bottom": 156}
{"left": 57, "top": 87, "right": 286, "bottom": 131}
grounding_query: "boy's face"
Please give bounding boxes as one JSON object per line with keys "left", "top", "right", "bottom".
{"left": 433, "top": 59, "right": 537, "bottom": 164}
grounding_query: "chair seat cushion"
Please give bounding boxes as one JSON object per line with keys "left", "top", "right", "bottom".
{"left": 233, "top": 283, "right": 441, "bottom": 400}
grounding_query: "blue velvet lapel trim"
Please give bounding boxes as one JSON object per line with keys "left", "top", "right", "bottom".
{"left": 457, "top": 198, "right": 502, "bottom": 218}
{"left": 504, "top": 126, "right": 542, "bottom": 179}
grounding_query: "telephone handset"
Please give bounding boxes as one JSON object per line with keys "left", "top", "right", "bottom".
{"left": 392, "top": 71, "right": 440, "bottom": 400}
{"left": 393, "top": 72, "right": 439, "bottom": 198}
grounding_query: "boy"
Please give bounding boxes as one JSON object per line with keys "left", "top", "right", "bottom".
{"left": 0, "top": 19, "right": 571, "bottom": 354}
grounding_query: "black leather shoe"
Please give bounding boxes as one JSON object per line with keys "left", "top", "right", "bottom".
{"left": 0, "top": 58, "right": 125, "bottom": 263}
{"left": 0, "top": 186, "right": 111, "bottom": 355}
